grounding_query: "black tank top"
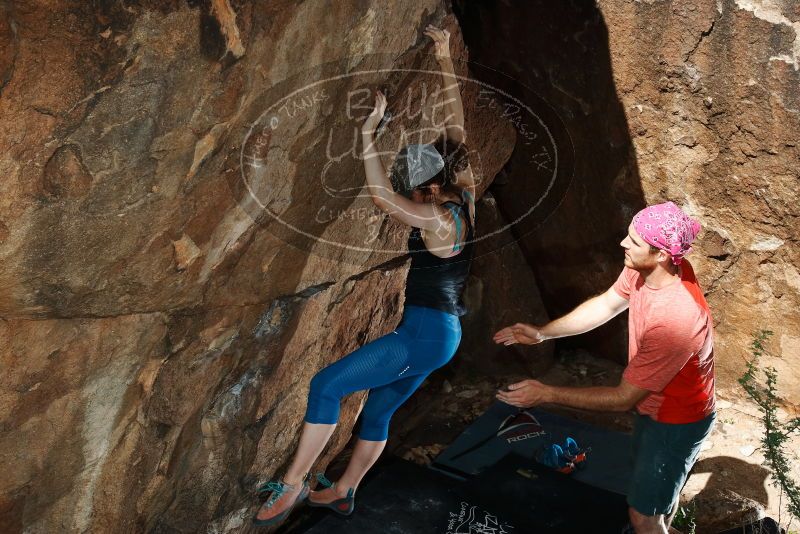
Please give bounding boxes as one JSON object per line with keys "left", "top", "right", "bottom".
{"left": 404, "top": 198, "right": 475, "bottom": 317}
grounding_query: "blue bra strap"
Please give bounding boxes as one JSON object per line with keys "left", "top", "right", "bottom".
{"left": 461, "top": 190, "right": 475, "bottom": 228}
{"left": 444, "top": 202, "right": 463, "bottom": 253}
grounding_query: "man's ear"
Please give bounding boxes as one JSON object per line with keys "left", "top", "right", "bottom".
{"left": 656, "top": 249, "right": 671, "bottom": 264}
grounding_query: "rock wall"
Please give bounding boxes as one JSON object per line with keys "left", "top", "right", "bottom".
{"left": 454, "top": 0, "right": 644, "bottom": 364}
{"left": 455, "top": 0, "right": 800, "bottom": 406}
{"left": 0, "top": 1, "right": 520, "bottom": 532}
{"left": 599, "top": 0, "right": 800, "bottom": 406}
{"left": 3, "top": 0, "right": 796, "bottom": 531}
{"left": 458, "top": 193, "right": 553, "bottom": 379}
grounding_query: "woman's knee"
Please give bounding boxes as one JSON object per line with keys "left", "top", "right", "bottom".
{"left": 309, "top": 368, "right": 339, "bottom": 399}
{"left": 305, "top": 370, "right": 342, "bottom": 424}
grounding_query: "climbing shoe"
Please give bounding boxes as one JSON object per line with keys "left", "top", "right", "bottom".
{"left": 561, "top": 436, "right": 590, "bottom": 467}
{"left": 307, "top": 473, "right": 355, "bottom": 516}
{"left": 252, "top": 477, "right": 309, "bottom": 527}
{"left": 539, "top": 443, "right": 575, "bottom": 474}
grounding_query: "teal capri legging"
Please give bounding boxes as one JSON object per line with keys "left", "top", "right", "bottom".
{"left": 304, "top": 305, "right": 461, "bottom": 441}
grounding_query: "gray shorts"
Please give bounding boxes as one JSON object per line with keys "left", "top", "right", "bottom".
{"left": 627, "top": 412, "right": 716, "bottom": 516}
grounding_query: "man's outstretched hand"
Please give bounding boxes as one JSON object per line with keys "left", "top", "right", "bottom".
{"left": 493, "top": 323, "right": 546, "bottom": 346}
{"left": 496, "top": 379, "right": 551, "bottom": 408}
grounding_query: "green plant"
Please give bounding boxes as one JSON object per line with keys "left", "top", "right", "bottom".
{"left": 739, "top": 330, "right": 800, "bottom": 523}
{"left": 673, "top": 502, "right": 697, "bottom": 534}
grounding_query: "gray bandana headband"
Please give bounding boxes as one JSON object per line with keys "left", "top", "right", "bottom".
{"left": 390, "top": 144, "right": 445, "bottom": 196}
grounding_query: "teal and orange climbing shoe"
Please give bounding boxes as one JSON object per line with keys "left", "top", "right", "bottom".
{"left": 252, "top": 477, "right": 309, "bottom": 527}
{"left": 539, "top": 443, "right": 575, "bottom": 474}
{"left": 306, "top": 473, "right": 355, "bottom": 516}
{"left": 561, "top": 437, "right": 590, "bottom": 468}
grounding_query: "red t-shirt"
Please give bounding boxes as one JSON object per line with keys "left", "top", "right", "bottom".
{"left": 613, "top": 261, "right": 715, "bottom": 423}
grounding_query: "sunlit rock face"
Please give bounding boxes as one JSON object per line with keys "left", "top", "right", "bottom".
{"left": 0, "top": 1, "right": 523, "bottom": 532}
{"left": 600, "top": 0, "right": 800, "bottom": 407}
{"left": 455, "top": 0, "right": 800, "bottom": 406}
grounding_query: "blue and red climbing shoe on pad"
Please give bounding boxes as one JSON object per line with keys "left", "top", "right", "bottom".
{"left": 539, "top": 443, "right": 576, "bottom": 474}
{"left": 252, "top": 477, "right": 309, "bottom": 527}
{"left": 306, "top": 473, "right": 355, "bottom": 516}
{"left": 562, "top": 437, "right": 590, "bottom": 467}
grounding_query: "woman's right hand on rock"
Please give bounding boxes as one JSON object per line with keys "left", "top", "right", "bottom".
{"left": 361, "top": 90, "right": 387, "bottom": 134}
{"left": 493, "top": 323, "right": 546, "bottom": 346}
{"left": 424, "top": 25, "right": 451, "bottom": 61}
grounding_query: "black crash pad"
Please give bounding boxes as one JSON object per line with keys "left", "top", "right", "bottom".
{"left": 297, "top": 454, "right": 629, "bottom": 533}
{"left": 432, "top": 403, "right": 633, "bottom": 495}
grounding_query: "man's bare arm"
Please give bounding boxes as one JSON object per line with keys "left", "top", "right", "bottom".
{"left": 494, "top": 286, "right": 629, "bottom": 346}
{"left": 540, "top": 287, "right": 629, "bottom": 339}
{"left": 497, "top": 378, "right": 649, "bottom": 412}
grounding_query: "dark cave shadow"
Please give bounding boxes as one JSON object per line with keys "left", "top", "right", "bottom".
{"left": 452, "top": 0, "right": 647, "bottom": 363}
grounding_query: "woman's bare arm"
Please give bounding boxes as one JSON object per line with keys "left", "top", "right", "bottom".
{"left": 360, "top": 91, "right": 395, "bottom": 206}
{"left": 425, "top": 25, "right": 466, "bottom": 144}
{"left": 361, "top": 91, "right": 455, "bottom": 232}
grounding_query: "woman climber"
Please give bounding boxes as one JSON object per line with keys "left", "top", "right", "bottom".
{"left": 254, "top": 25, "right": 476, "bottom": 527}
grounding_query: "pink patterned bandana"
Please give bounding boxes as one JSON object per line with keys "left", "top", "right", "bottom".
{"left": 632, "top": 202, "right": 701, "bottom": 265}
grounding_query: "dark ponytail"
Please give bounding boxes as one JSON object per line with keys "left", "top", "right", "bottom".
{"left": 417, "top": 136, "right": 470, "bottom": 194}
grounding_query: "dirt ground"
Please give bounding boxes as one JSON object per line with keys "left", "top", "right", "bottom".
{"left": 389, "top": 349, "right": 800, "bottom": 533}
